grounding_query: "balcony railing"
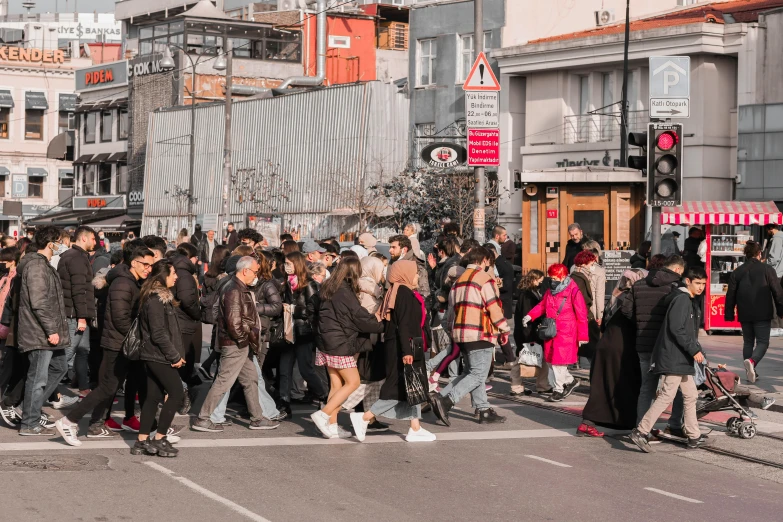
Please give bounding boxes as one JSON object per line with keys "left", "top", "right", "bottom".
{"left": 564, "top": 110, "right": 649, "bottom": 144}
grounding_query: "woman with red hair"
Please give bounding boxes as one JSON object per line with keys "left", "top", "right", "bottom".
{"left": 522, "top": 263, "right": 589, "bottom": 402}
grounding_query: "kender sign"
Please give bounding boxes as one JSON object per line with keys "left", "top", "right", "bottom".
{"left": 0, "top": 46, "right": 66, "bottom": 64}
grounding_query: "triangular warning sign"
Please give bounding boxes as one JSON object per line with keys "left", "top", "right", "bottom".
{"left": 462, "top": 52, "right": 500, "bottom": 91}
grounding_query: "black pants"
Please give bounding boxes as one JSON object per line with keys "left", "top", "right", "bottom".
{"left": 66, "top": 350, "right": 147, "bottom": 426}
{"left": 178, "top": 328, "right": 202, "bottom": 387}
{"left": 88, "top": 327, "right": 103, "bottom": 388}
{"left": 1, "top": 345, "right": 29, "bottom": 408}
{"left": 141, "top": 362, "right": 184, "bottom": 436}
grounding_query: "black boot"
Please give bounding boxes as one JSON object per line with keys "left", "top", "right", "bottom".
{"left": 430, "top": 393, "right": 453, "bottom": 427}
{"left": 148, "top": 436, "right": 179, "bottom": 457}
{"left": 178, "top": 387, "right": 192, "bottom": 416}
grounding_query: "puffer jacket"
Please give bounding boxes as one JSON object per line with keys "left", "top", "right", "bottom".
{"left": 17, "top": 253, "right": 70, "bottom": 353}
{"left": 253, "top": 278, "right": 284, "bottom": 343}
{"left": 58, "top": 245, "right": 96, "bottom": 319}
{"left": 285, "top": 279, "right": 320, "bottom": 342}
{"left": 317, "top": 282, "right": 384, "bottom": 357}
{"left": 171, "top": 254, "right": 201, "bottom": 334}
{"left": 139, "top": 283, "right": 184, "bottom": 365}
{"left": 621, "top": 267, "right": 682, "bottom": 353}
{"left": 217, "top": 276, "right": 257, "bottom": 350}
{"left": 651, "top": 289, "right": 702, "bottom": 375}
{"left": 101, "top": 263, "right": 141, "bottom": 352}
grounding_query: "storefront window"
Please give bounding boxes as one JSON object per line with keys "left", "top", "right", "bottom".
{"left": 0, "top": 108, "right": 8, "bottom": 139}
{"left": 28, "top": 176, "right": 44, "bottom": 198}
{"left": 101, "top": 111, "right": 113, "bottom": 142}
{"left": 84, "top": 112, "right": 96, "bottom": 144}
{"left": 25, "top": 109, "right": 44, "bottom": 140}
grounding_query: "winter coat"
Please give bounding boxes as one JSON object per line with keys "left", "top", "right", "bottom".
{"left": 514, "top": 288, "right": 542, "bottom": 346}
{"left": 139, "top": 284, "right": 184, "bottom": 365}
{"left": 358, "top": 277, "right": 383, "bottom": 315}
{"left": 57, "top": 245, "right": 96, "bottom": 320}
{"left": 725, "top": 258, "right": 783, "bottom": 323}
{"left": 650, "top": 289, "right": 702, "bottom": 375}
{"left": 90, "top": 251, "right": 111, "bottom": 274}
{"left": 589, "top": 264, "right": 607, "bottom": 321}
{"left": 16, "top": 253, "right": 70, "bottom": 353}
{"left": 765, "top": 232, "right": 783, "bottom": 278}
{"left": 495, "top": 255, "right": 515, "bottom": 319}
{"left": 101, "top": 264, "right": 141, "bottom": 352}
{"left": 217, "top": 276, "right": 257, "bottom": 350}
{"left": 683, "top": 236, "right": 704, "bottom": 270}
{"left": 433, "top": 254, "right": 460, "bottom": 302}
{"left": 92, "top": 268, "right": 110, "bottom": 334}
{"left": 224, "top": 230, "right": 239, "bottom": 252}
{"left": 621, "top": 267, "right": 682, "bottom": 353}
{"left": 285, "top": 279, "right": 320, "bottom": 342}
{"left": 630, "top": 253, "right": 648, "bottom": 270}
{"left": 379, "top": 286, "right": 426, "bottom": 402}
{"left": 317, "top": 282, "right": 384, "bottom": 357}
{"left": 449, "top": 265, "right": 510, "bottom": 347}
{"left": 171, "top": 255, "right": 200, "bottom": 334}
{"left": 203, "top": 272, "right": 227, "bottom": 296}
{"left": 527, "top": 279, "right": 588, "bottom": 365}
{"left": 563, "top": 237, "right": 588, "bottom": 269}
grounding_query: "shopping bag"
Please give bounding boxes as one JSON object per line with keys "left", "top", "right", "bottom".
{"left": 518, "top": 343, "right": 543, "bottom": 368}
{"left": 403, "top": 364, "right": 429, "bottom": 406}
{"left": 519, "top": 364, "right": 539, "bottom": 378}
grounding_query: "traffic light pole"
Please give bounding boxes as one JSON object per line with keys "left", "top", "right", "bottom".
{"left": 651, "top": 207, "right": 662, "bottom": 255}
{"left": 473, "top": 0, "right": 486, "bottom": 244}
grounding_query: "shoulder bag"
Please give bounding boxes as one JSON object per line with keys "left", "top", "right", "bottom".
{"left": 121, "top": 317, "right": 142, "bottom": 361}
{"left": 537, "top": 295, "right": 567, "bottom": 341}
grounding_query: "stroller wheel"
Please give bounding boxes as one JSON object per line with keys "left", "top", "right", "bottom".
{"left": 738, "top": 422, "right": 757, "bottom": 440}
{"left": 726, "top": 417, "right": 741, "bottom": 435}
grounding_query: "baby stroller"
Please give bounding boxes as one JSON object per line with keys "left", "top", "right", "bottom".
{"left": 696, "top": 366, "right": 757, "bottom": 439}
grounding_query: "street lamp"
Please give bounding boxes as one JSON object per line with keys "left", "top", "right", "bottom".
{"left": 214, "top": 42, "right": 234, "bottom": 240}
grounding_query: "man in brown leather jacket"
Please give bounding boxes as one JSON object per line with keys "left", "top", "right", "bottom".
{"left": 192, "top": 256, "right": 278, "bottom": 432}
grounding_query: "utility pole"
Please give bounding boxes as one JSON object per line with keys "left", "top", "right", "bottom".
{"left": 473, "top": 0, "right": 486, "bottom": 243}
{"left": 619, "top": 0, "right": 630, "bottom": 168}
{"left": 218, "top": 40, "right": 233, "bottom": 239}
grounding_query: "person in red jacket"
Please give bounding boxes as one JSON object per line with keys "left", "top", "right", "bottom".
{"left": 523, "top": 263, "right": 589, "bottom": 402}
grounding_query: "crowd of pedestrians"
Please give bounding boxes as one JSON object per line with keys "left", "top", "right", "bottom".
{"left": 0, "top": 219, "right": 779, "bottom": 458}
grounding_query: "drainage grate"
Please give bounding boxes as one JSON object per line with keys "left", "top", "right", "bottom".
{"left": 0, "top": 454, "right": 110, "bottom": 472}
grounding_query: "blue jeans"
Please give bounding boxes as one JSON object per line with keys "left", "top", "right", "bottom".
{"left": 439, "top": 346, "right": 492, "bottom": 411}
{"left": 637, "top": 352, "right": 683, "bottom": 429}
{"left": 65, "top": 319, "right": 90, "bottom": 391}
{"left": 211, "top": 355, "right": 280, "bottom": 423}
{"left": 21, "top": 349, "right": 67, "bottom": 430}
{"left": 741, "top": 320, "right": 771, "bottom": 365}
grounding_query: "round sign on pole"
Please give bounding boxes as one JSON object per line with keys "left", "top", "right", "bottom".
{"left": 420, "top": 142, "right": 467, "bottom": 169}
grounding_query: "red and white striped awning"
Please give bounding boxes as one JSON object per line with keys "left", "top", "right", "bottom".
{"left": 661, "top": 201, "right": 783, "bottom": 225}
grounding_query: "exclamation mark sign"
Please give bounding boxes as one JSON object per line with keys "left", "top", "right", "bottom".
{"left": 479, "top": 64, "right": 485, "bottom": 85}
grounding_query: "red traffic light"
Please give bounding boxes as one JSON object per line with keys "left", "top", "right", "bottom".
{"left": 656, "top": 131, "right": 679, "bottom": 151}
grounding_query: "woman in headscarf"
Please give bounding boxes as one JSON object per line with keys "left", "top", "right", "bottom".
{"left": 577, "top": 268, "right": 646, "bottom": 436}
{"left": 349, "top": 260, "right": 436, "bottom": 443}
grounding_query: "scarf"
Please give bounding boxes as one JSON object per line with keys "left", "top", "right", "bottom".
{"left": 609, "top": 268, "right": 647, "bottom": 308}
{"left": 376, "top": 259, "right": 418, "bottom": 321}
{"left": 550, "top": 276, "right": 572, "bottom": 296}
{"left": 288, "top": 274, "right": 299, "bottom": 292}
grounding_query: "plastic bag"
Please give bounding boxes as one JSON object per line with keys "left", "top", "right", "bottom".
{"left": 404, "top": 364, "right": 429, "bottom": 406}
{"left": 518, "top": 343, "right": 543, "bottom": 368}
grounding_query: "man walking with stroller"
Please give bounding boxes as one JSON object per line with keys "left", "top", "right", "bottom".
{"left": 630, "top": 267, "right": 708, "bottom": 452}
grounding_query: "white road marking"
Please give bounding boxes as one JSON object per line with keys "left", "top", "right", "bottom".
{"left": 0, "top": 429, "right": 574, "bottom": 452}
{"left": 644, "top": 487, "right": 703, "bottom": 504}
{"left": 524, "top": 455, "right": 572, "bottom": 468}
{"left": 144, "top": 461, "right": 271, "bottom": 522}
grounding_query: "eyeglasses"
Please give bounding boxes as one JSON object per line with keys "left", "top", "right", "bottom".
{"left": 133, "top": 260, "right": 152, "bottom": 269}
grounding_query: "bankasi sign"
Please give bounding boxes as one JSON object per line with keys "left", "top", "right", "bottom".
{"left": 0, "top": 46, "right": 65, "bottom": 64}
{"left": 420, "top": 142, "right": 467, "bottom": 169}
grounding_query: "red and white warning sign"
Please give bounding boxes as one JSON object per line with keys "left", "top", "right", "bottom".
{"left": 462, "top": 52, "right": 500, "bottom": 91}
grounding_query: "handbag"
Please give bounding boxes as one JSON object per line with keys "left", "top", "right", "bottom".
{"left": 518, "top": 342, "right": 543, "bottom": 368}
{"left": 121, "top": 317, "right": 142, "bottom": 361}
{"left": 403, "top": 363, "right": 429, "bottom": 406}
{"left": 537, "top": 295, "right": 568, "bottom": 341}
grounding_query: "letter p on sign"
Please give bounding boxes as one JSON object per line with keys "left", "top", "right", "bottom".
{"left": 664, "top": 71, "right": 679, "bottom": 95}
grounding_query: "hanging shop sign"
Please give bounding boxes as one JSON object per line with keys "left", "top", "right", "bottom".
{"left": 420, "top": 142, "right": 467, "bottom": 169}
{"left": 128, "top": 53, "right": 165, "bottom": 78}
{"left": 72, "top": 195, "right": 127, "bottom": 210}
{"left": 0, "top": 46, "right": 65, "bottom": 64}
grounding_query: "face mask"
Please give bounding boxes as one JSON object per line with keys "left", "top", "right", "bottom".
{"left": 250, "top": 277, "right": 259, "bottom": 287}
{"left": 589, "top": 264, "right": 597, "bottom": 273}
{"left": 284, "top": 264, "right": 295, "bottom": 275}
{"left": 549, "top": 279, "right": 561, "bottom": 290}
{"left": 52, "top": 243, "right": 68, "bottom": 256}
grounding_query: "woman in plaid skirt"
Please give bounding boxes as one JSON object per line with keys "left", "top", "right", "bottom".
{"left": 310, "top": 257, "right": 384, "bottom": 439}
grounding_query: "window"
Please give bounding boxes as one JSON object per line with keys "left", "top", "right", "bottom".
{"left": 84, "top": 112, "right": 96, "bottom": 143}
{"left": 101, "top": 111, "right": 113, "bottom": 142}
{"left": 187, "top": 33, "right": 223, "bottom": 56}
{"left": 418, "top": 39, "right": 437, "bottom": 86}
{"left": 460, "top": 35, "right": 473, "bottom": 83}
{"left": 139, "top": 21, "right": 184, "bottom": 56}
{"left": 601, "top": 72, "right": 613, "bottom": 140}
{"left": 0, "top": 108, "right": 8, "bottom": 139}
{"left": 119, "top": 109, "right": 129, "bottom": 140}
{"left": 578, "top": 76, "right": 590, "bottom": 142}
{"left": 58, "top": 111, "right": 71, "bottom": 134}
{"left": 98, "top": 164, "right": 112, "bottom": 195}
{"left": 82, "top": 164, "right": 96, "bottom": 195}
{"left": 629, "top": 69, "right": 640, "bottom": 111}
{"left": 230, "top": 38, "right": 251, "bottom": 58}
{"left": 28, "top": 176, "right": 44, "bottom": 198}
{"left": 415, "top": 123, "right": 436, "bottom": 167}
{"left": 117, "top": 164, "right": 128, "bottom": 193}
{"left": 25, "top": 110, "right": 44, "bottom": 140}
{"left": 59, "top": 175, "right": 74, "bottom": 190}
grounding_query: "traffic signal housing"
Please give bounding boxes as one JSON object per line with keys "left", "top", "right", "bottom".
{"left": 647, "top": 122, "right": 683, "bottom": 207}
{"left": 627, "top": 131, "right": 648, "bottom": 173}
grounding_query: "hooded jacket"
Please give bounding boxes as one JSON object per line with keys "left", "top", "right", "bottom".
{"left": 140, "top": 283, "right": 184, "bottom": 365}
{"left": 650, "top": 288, "right": 702, "bottom": 375}
{"left": 58, "top": 245, "right": 96, "bottom": 320}
{"left": 16, "top": 252, "right": 70, "bottom": 353}
{"left": 621, "top": 267, "right": 682, "bottom": 353}
{"left": 100, "top": 264, "right": 141, "bottom": 352}
{"left": 171, "top": 254, "right": 201, "bottom": 334}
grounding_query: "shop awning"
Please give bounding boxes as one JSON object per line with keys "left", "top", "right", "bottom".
{"left": 58, "top": 169, "right": 74, "bottom": 179}
{"left": 661, "top": 201, "right": 783, "bottom": 225}
{"left": 0, "top": 166, "right": 9, "bottom": 177}
{"left": 27, "top": 167, "right": 48, "bottom": 178}
{"left": 73, "top": 154, "right": 93, "bottom": 165}
{"left": 106, "top": 152, "right": 127, "bottom": 163}
{"left": 47, "top": 131, "right": 74, "bottom": 160}
{"left": 0, "top": 90, "right": 13, "bottom": 108}
{"left": 91, "top": 153, "right": 111, "bottom": 163}
{"left": 75, "top": 103, "right": 95, "bottom": 113}
{"left": 25, "top": 91, "right": 49, "bottom": 110}
{"left": 107, "top": 97, "right": 128, "bottom": 109}
{"left": 58, "top": 93, "right": 78, "bottom": 112}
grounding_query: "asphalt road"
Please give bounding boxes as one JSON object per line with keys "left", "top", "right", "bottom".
{"left": 2, "top": 396, "right": 783, "bottom": 522}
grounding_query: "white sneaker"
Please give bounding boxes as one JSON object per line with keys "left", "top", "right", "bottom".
{"left": 55, "top": 418, "right": 82, "bottom": 447}
{"left": 310, "top": 410, "right": 332, "bottom": 439}
{"left": 330, "top": 424, "right": 352, "bottom": 439}
{"left": 771, "top": 328, "right": 783, "bottom": 337}
{"left": 406, "top": 427, "right": 436, "bottom": 442}
{"left": 50, "top": 395, "right": 79, "bottom": 410}
{"left": 350, "top": 412, "right": 369, "bottom": 442}
{"left": 744, "top": 359, "right": 757, "bottom": 384}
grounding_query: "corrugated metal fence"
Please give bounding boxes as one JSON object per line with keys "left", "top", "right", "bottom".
{"left": 141, "top": 81, "right": 409, "bottom": 237}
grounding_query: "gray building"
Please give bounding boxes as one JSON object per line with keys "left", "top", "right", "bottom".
{"left": 408, "top": 0, "right": 504, "bottom": 164}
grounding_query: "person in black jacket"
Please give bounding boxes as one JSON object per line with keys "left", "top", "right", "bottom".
{"left": 279, "top": 252, "right": 329, "bottom": 413}
{"left": 56, "top": 245, "right": 155, "bottom": 444}
{"left": 512, "top": 269, "right": 548, "bottom": 395}
{"left": 563, "top": 223, "right": 588, "bottom": 270}
{"left": 621, "top": 255, "right": 686, "bottom": 428}
{"left": 223, "top": 223, "right": 239, "bottom": 252}
{"left": 630, "top": 241, "right": 651, "bottom": 269}
{"left": 58, "top": 226, "right": 97, "bottom": 396}
{"left": 310, "top": 257, "right": 384, "bottom": 439}
{"left": 631, "top": 267, "right": 707, "bottom": 452}
{"left": 129, "top": 260, "right": 186, "bottom": 457}
{"left": 199, "top": 245, "right": 230, "bottom": 380}
{"left": 725, "top": 241, "right": 783, "bottom": 383}
{"left": 682, "top": 227, "right": 705, "bottom": 269}
{"left": 170, "top": 244, "right": 201, "bottom": 398}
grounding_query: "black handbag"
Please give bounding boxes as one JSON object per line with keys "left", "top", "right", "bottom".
{"left": 537, "top": 295, "right": 567, "bottom": 341}
{"left": 403, "top": 364, "right": 429, "bottom": 406}
{"left": 121, "top": 317, "right": 142, "bottom": 361}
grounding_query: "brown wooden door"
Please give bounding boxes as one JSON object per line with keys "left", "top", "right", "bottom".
{"left": 563, "top": 188, "right": 610, "bottom": 250}
{"left": 521, "top": 191, "right": 546, "bottom": 272}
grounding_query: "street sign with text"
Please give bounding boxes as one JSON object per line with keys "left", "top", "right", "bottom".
{"left": 649, "top": 56, "right": 690, "bottom": 119}
{"left": 462, "top": 52, "right": 500, "bottom": 92}
{"left": 467, "top": 128, "right": 500, "bottom": 167}
{"left": 465, "top": 91, "right": 499, "bottom": 128}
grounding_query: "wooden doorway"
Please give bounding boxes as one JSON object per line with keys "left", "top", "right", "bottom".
{"left": 563, "top": 189, "right": 610, "bottom": 250}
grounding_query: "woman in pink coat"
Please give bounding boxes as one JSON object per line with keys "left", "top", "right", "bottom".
{"left": 522, "top": 263, "right": 589, "bottom": 402}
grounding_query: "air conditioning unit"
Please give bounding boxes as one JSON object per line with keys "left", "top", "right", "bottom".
{"left": 68, "top": 113, "right": 77, "bottom": 131}
{"left": 595, "top": 9, "right": 615, "bottom": 26}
